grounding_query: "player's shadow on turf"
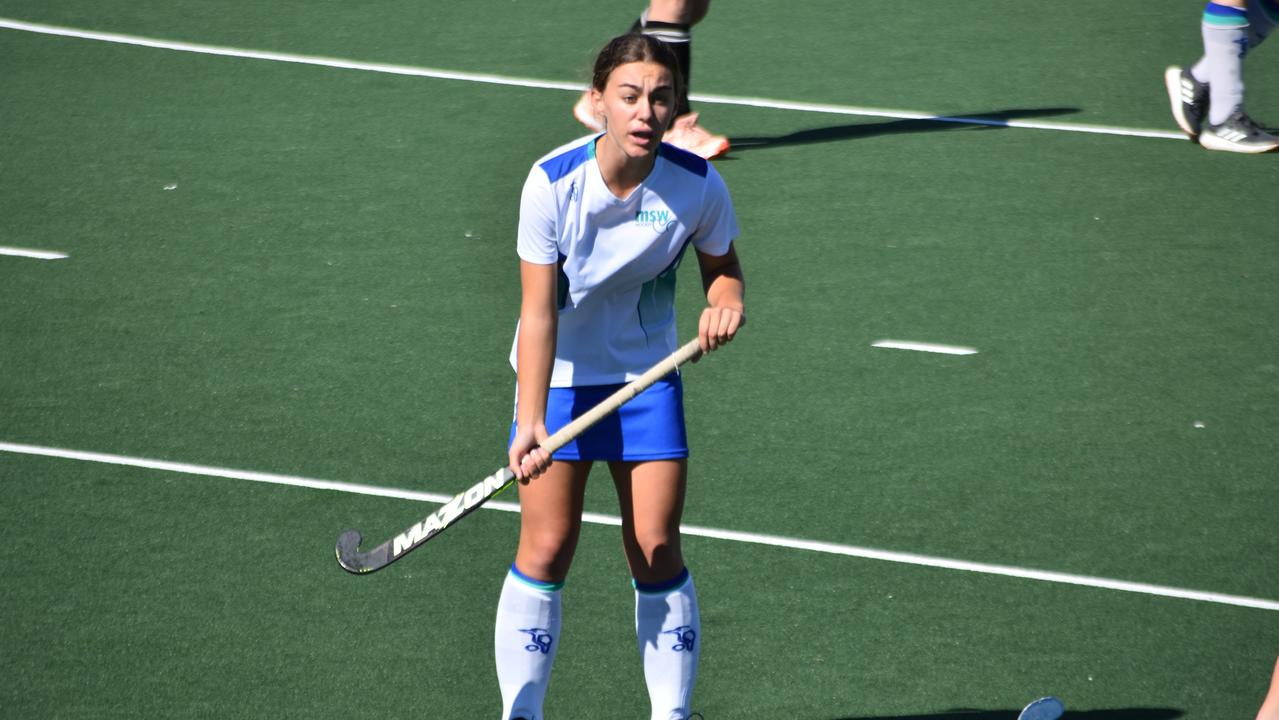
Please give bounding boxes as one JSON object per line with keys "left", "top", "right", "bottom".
{"left": 831, "top": 708, "right": 1183, "bottom": 720}
{"left": 727, "top": 107, "right": 1081, "bottom": 152}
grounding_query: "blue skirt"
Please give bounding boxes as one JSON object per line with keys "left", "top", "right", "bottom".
{"left": 509, "top": 374, "right": 688, "bottom": 461}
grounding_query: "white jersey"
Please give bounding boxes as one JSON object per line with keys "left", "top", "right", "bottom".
{"left": 510, "top": 134, "right": 738, "bottom": 386}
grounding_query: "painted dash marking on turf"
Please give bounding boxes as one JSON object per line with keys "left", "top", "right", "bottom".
{"left": 872, "top": 340, "right": 978, "bottom": 355}
{"left": 3, "top": 440, "right": 1276, "bottom": 612}
{"left": 0, "top": 17, "right": 1186, "bottom": 142}
{"left": 0, "top": 246, "right": 69, "bottom": 260}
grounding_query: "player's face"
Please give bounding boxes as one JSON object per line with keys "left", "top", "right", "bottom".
{"left": 592, "top": 61, "right": 676, "bottom": 158}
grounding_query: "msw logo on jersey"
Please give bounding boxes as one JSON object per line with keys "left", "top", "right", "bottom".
{"left": 392, "top": 469, "right": 511, "bottom": 557}
{"left": 635, "top": 209, "right": 677, "bottom": 233}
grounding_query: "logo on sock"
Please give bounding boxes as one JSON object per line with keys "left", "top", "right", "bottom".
{"left": 1236, "top": 36, "right": 1251, "bottom": 58}
{"left": 663, "top": 626, "right": 696, "bottom": 652}
{"left": 519, "top": 627, "right": 554, "bottom": 654}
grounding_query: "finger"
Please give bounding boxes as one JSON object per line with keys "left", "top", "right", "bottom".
{"left": 509, "top": 449, "right": 525, "bottom": 480}
{"left": 697, "top": 310, "right": 713, "bottom": 354}
{"left": 521, "top": 448, "right": 552, "bottom": 480}
{"left": 715, "top": 309, "right": 735, "bottom": 343}
{"left": 519, "top": 453, "right": 538, "bottom": 481}
{"left": 724, "top": 311, "right": 741, "bottom": 342}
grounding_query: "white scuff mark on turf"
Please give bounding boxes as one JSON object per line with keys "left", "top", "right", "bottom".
{"left": 872, "top": 340, "right": 978, "bottom": 355}
{"left": 0, "top": 246, "right": 69, "bottom": 260}
{"left": 0, "top": 17, "right": 1186, "bottom": 142}
{"left": 3, "top": 441, "right": 1278, "bottom": 612}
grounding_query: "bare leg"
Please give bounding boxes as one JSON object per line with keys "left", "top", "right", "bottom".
{"left": 646, "top": 0, "right": 711, "bottom": 26}
{"left": 514, "top": 460, "right": 593, "bottom": 582}
{"left": 612, "top": 459, "right": 700, "bottom": 720}
{"left": 610, "top": 459, "right": 688, "bottom": 583}
{"left": 1258, "top": 656, "right": 1279, "bottom": 720}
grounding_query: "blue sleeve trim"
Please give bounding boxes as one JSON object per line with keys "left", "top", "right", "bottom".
{"left": 538, "top": 139, "right": 597, "bottom": 183}
{"left": 658, "top": 143, "right": 709, "bottom": 178}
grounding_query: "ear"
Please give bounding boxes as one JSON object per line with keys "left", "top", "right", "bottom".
{"left": 590, "top": 87, "right": 605, "bottom": 122}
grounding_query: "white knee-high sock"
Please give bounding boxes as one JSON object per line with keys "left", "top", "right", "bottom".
{"left": 495, "top": 566, "right": 563, "bottom": 720}
{"left": 1190, "top": 2, "right": 1251, "bottom": 124}
{"left": 635, "top": 568, "right": 700, "bottom": 720}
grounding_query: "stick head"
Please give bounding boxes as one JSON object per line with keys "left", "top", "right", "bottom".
{"left": 335, "top": 530, "right": 367, "bottom": 574}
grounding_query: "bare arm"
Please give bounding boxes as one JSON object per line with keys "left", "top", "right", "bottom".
{"left": 695, "top": 242, "right": 745, "bottom": 355}
{"left": 510, "top": 260, "right": 558, "bottom": 480}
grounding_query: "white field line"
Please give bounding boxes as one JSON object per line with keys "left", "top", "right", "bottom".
{"left": 0, "top": 17, "right": 1186, "bottom": 142}
{"left": 872, "top": 340, "right": 979, "bottom": 355}
{"left": 2, "top": 440, "right": 1276, "bottom": 612}
{"left": 0, "top": 247, "right": 69, "bottom": 260}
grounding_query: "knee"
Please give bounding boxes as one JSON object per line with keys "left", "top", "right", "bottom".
{"left": 625, "top": 528, "right": 684, "bottom": 583}
{"left": 517, "top": 526, "right": 578, "bottom": 582}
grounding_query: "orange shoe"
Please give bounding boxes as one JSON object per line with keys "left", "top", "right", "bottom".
{"left": 662, "top": 112, "right": 730, "bottom": 159}
{"left": 573, "top": 90, "right": 603, "bottom": 132}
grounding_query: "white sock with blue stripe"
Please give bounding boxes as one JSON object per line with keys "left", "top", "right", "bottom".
{"left": 495, "top": 565, "right": 563, "bottom": 720}
{"left": 635, "top": 568, "right": 700, "bottom": 720}
{"left": 1191, "top": 2, "right": 1251, "bottom": 124}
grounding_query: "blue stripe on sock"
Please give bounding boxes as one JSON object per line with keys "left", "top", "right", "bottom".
{"left": 510, "top": 563, "right": 564, "bottom": 592}
{"left": 1204, "top": 2, "right": 1250, "bottom": 25}
{"left": 633, "top": 567, "right": 690, "bottom": 594}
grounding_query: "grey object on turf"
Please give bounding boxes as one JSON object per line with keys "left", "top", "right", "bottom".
{"left": 1017, "top": 696, "right": 1065, "bottom": 720}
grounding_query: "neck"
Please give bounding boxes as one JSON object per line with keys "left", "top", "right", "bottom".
{"left": 595, "top": 135, "right": 658, "bottom": 199}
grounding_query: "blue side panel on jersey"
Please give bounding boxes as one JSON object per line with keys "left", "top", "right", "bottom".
{"left": 539, "top": 141, "right": 594, "bottom": 183}
{"left": 635, "top": 238, "right": 691, "bottom": 339}
{"left": 659, "top": 143, "right": 708, "bottom": 178}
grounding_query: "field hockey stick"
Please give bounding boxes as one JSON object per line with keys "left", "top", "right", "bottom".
{"left": 335, "top": 337, "right": 705, "bottom": 574}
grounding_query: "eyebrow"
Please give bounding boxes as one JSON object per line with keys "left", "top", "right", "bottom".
{"left": 617, "top": 82, "right": 673, "bottom": 92}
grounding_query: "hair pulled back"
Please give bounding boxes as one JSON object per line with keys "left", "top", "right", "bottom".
{"left": 590, "top": 32, "right": 683, "bottom": 100}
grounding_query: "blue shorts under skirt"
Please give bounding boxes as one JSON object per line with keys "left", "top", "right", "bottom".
{"left": 509, "top": 373, "right": 688, "bottom": 461}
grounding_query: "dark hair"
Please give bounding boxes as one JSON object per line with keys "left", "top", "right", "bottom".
{"left": 590, "top": 33, "right": 683, "bottom": 100}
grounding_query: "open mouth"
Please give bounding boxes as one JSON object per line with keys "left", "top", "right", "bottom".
{"left": 629, "top": 129, "right": 656, "bottom": 146}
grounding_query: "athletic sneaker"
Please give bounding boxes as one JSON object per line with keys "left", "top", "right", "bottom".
{"left": 1199, "top": 108, "right": 1279, "bottom": 153}
{"left": 662, "top": 112, "right": 731, "bottom": 159}
{"left": 1164, "top": 65, "right": 1208, "bottom": 139}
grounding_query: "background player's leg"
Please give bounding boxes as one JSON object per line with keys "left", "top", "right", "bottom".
{"left": 495, "top": 460, "right": 592, "bottom": 720}
{"left": 575, "top": 0, "right": 728, "bottom": 158}
{"left": 612, "top": 459, "right": 701, "bottom": 720}
{"left": 641, "top": 0, "right": 707, "bottom": 116}
{"left": 1191, "top": 1, "right": 1278, "bottom": 151}
{"left": 1193, "top": 0, "right": 1250, "bottom": 125}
